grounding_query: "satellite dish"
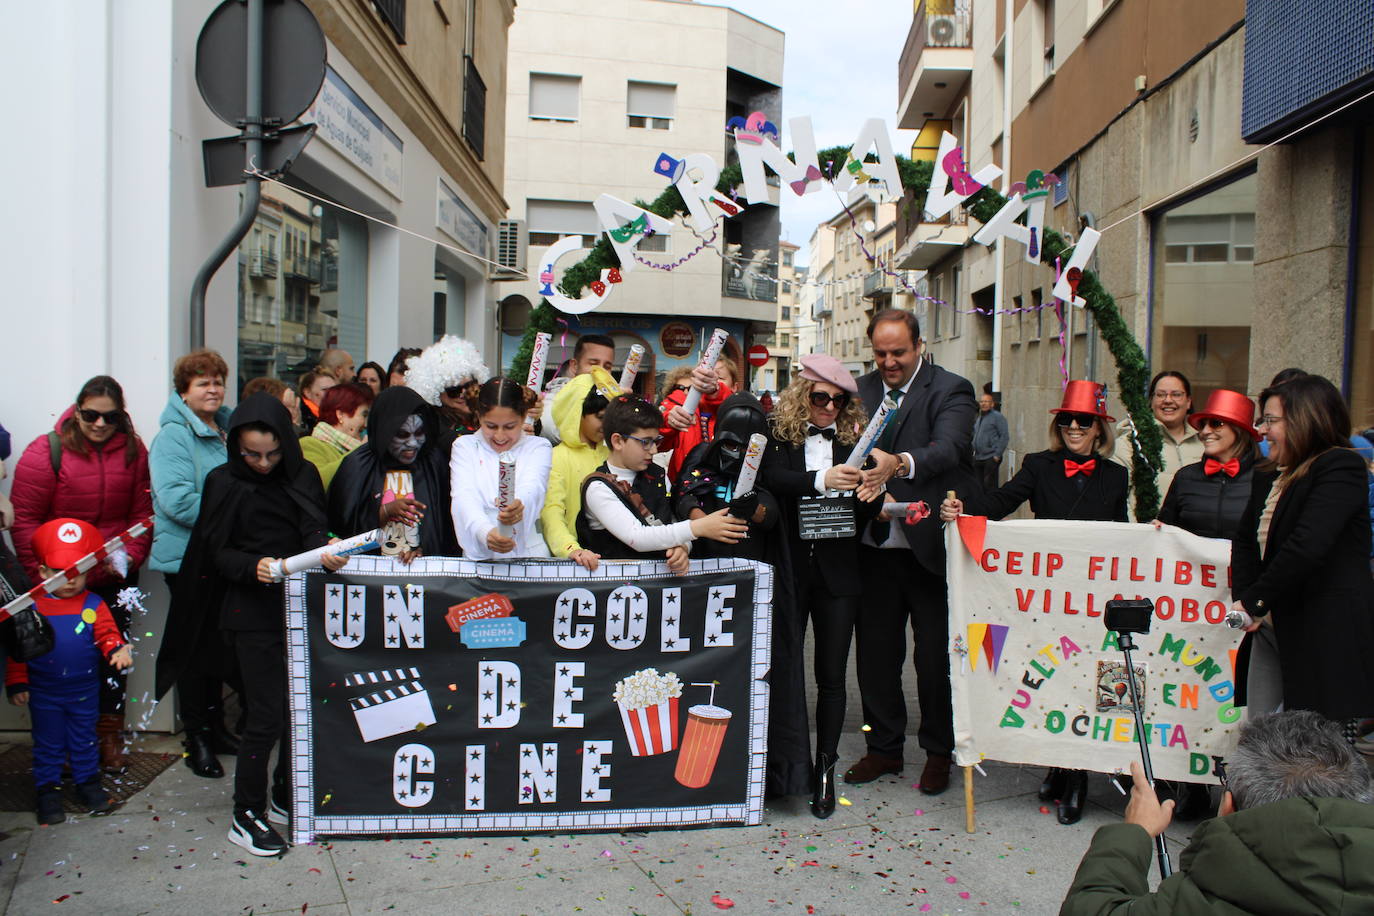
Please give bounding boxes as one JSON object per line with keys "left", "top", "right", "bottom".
{"left": 195, "top": 0, "right": 326, "bottom": 127}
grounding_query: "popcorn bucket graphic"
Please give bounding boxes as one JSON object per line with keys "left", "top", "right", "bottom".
{"left": 619, "top": 696, "right": 681, "bottom": 757}
{"left": 612, "top": 668, "right": 683, "bottom": 757}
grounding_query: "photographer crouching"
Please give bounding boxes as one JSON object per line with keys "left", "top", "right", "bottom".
{"left": 1060, "top": 710, "right": 1374, "bottom": 914}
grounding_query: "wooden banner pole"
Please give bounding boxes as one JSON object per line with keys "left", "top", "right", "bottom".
{"left": 947, "top": 489, "right": 976, "bottom": 834}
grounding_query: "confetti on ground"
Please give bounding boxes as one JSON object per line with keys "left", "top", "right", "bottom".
{"left": 710, "top": 894, "right": 735, "bottom": 909}
{"left": 838, "top": 797, "right": 852, "bottom": 807}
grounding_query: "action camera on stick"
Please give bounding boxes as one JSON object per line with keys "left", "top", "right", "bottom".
{"left": 1102, "top": 597, "right": 1172, "bottom": 879}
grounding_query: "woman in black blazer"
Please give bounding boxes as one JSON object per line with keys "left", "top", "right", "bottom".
{"left": 941, "top": 380, "right": 1128, "bottom": 825}
{"left": 1231, "top": 375, "right": 1374, "bottom": 736}
{"left": 762, "top": 354, "right": 882, "bottom": 819}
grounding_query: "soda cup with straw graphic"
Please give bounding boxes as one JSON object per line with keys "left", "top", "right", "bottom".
{"left": 674, "top": 681, "right": 732, "bottom": 789}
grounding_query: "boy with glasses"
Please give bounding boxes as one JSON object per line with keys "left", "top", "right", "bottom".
{"left": 575, "top": 396, "right": 746, "bottom": 574}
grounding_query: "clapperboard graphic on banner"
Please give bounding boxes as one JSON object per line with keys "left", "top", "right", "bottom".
{"left": 344, "top": 667, "right": 438, "bottom": 743}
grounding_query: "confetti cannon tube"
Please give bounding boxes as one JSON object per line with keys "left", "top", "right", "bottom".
{"left": 496, "top": 452, "right": 517, "bottom": 538}
{"left": 680, "top": 328, "right": 730, "bottom": 416}
{"left": 526, "top": 332, "right": 552, "bottom": 391}
{"left": 732, "top": 433, "right": 767, "bottom": 498}
{"left": 618, "top": 344, "right": 646, "bottom": 391}
{"left": 268, "top": 528, "right": 384, "bottom": 580}
{"left": 0, "top": 516, "right": 153, "bottom": 624}
{"left": 844, "top": 397, "right": 898, "bottom": 468}
{"left": 1225, "top": 609, "right": 1253, "bottom": 629}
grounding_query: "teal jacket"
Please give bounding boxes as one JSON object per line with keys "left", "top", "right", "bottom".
{"left": 1061, "top": 797, "right": 1374, "bottom": 915}
{"left": 148, "top": 393, "right": 231, "bottom": 573}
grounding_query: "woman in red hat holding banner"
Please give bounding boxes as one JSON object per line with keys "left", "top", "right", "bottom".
{"left": 940, "top": 380, "right": 1128, "bottom": 824}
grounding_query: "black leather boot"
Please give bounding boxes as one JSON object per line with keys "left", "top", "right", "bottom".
{"left": 1038, "top": 767, "right": 1067, "bottom": 802}
{"left": 810, "top": 752, "right": 837, "bottom": 819}
{"left": 184, "top": 730, "right": 224, "bottom": 778}
{"left": 1057, "top": 769, "right": 1087, "bottom": 825}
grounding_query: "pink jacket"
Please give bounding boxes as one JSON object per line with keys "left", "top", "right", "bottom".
{"left": 10, "top": 408, "right": 153, "bottom": 585}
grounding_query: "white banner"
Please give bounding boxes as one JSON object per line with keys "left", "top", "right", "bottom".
{"left": 947, "top": 518, "right": 1245, "bottom": 783}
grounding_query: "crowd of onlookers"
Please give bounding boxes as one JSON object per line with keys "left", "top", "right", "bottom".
{"left": 0, "top": 319, "right": 1370, "bottom": 894}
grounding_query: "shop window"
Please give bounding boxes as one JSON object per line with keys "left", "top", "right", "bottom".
{"left": 1150, "top": 171, "right": 1256, "bottom": 400}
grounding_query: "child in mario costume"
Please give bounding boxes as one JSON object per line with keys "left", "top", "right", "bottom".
{"left": 6, "top": 518, "right": 131, "bottom": 824}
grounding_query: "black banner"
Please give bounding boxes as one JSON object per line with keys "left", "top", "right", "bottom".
{"left": 286, "top": 556, "right": 771, "bottom": 840}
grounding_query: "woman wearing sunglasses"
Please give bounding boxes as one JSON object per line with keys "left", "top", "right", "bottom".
{"left": 10, "top": 375, "right": 152, "bottom": 773}
{"left": 940, "top": 380, "right": 1128, "bottom": 825}
{"left": 761, "top": 355, "right": 884, "bottom": 818}
{"left": 401, "top": 336, "right": 492, "bottom": 455}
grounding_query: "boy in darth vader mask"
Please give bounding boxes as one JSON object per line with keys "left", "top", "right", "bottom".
{"left": 672, "top": 392, "right": 779, "bottom": 561}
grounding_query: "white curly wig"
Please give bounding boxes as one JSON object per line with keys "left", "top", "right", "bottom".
{"left": 403, "top": 335, "right": 491, "bottom": 405}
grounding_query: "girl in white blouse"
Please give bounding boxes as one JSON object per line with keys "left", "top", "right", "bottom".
{"left": 449, "top": 378, "right": 553, "bottom": 559}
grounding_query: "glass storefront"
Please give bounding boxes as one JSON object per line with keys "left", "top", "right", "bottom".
{"left": 236, "top": 185, "right": 368, "bottom": 393}
{"left": 1150, "top": 171, "right": 1256, "bottom": 400}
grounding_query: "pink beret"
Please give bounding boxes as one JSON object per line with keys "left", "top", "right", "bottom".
{"left": 798, "top": 353, "right": 858, "bottom": 394}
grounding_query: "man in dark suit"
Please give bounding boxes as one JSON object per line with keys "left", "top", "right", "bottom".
{"left": 846, "top": 309, "right": 979, "bottom": 795}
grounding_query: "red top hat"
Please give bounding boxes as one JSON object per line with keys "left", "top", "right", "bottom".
{"left": 1050, "top": 380, "right": 1114, "bottom": 422}
{"left": 31, "top": 517, "right": 104, "bottom": 571}
{"left": 1188, "top": 389, "right": 1259, "bottom": 440}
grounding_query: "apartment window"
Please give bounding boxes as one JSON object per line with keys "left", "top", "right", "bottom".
{"left": 929, "top": 274, "right": 943, "bottom": 340}
{"left": 950, "top": 265, "right": 962, "bottom": 338}
{"left": 374, "top": 0, "right": 406, "bottom": 42}
{"left": 1031, "top": 288, "right": 1044, "bottom": 340}
{"left": 781, "top": 332, "right": 791, "bottom": 347}
{"left": 781, "top": 306, "right": 791, "bottom": 320}
{"left": 1151, "top": 171, "right": 1257, "bottom": 398}
{"left": 1012, "top": 295, "right": 1023, "bottom": 343}
{"left": 627, "top": 81, "right": 675, "bottom": 130}
{"left": 783, "top": 251, "right": 793, "bottom": 267}
{"left": 463, "top": 55, "right": 486, "bottom": 160}
{"left": 1042, "top": 0, "right": 1056, "bottom": 78}
{"left": 527, "top": 198, "right": 599, "bottom": 250}
{"left": 529, "top": 73, "right": 580, "bottom": 122}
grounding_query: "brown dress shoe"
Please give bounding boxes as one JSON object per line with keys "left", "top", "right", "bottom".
{"left": 843, "top": 753, "right": 903, "bottom": 784}
{"left": 918, "top": 754, "right": 952, "bottom": 795}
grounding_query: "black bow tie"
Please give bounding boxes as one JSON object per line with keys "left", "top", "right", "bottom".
{"left": 807, "top": 425, "right": 835, "bottom": 440}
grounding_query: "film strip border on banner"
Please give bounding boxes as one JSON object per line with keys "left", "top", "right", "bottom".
{"left": 284, "top": 556, "right": 772, "bottom": 842}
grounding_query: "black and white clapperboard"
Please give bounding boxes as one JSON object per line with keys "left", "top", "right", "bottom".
{"left": 284, "top": 556, "right": 772, "bottom": 842}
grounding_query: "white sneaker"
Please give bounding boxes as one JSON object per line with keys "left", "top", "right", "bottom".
{"left": 228, "top": 809, "right": 287, "bottom": 857}
{"left": 267, "top": 796, "right": 289, "bottom": 826}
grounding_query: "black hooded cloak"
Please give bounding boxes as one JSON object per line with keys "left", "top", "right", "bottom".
{"left": 155, "top": 394, "right": 330, "bottom": 700}
{"left": 327, "top": 386, "right": 457, "bottom": 557}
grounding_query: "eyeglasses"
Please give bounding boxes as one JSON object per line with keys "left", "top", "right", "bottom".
{"left": 444, "top": 384, "right": 478, "bottom": 400}
{"left": 1054, "top": 413, "right": 1098, "bottom": 429}
{"left": 1152, "top": 390, "right": 1188, "bottom": 400}
{"left": 624, "top": 434, "right": 663, "bottom": 450}
{"left": 1258, "top": 415, "right": 1284, "bottom": 427}
{"left": 78, "top": 408, "right": 122, "bottom": 426}
{"left": 1197, "top": 418, "right": 1229, "bottom": 430}
{"left": 809, "top": 391, "right": 851, "bottom": 409}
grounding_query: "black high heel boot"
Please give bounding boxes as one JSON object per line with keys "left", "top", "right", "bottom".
{"left": 184, "top": 730, "right": 224, "bottom": 779}
{"left": 810, "top": 752, "right": 837, "bottom": 819}
{"left": 1057, "top": 769, "right": 1087, "bottom": 825}
{"left": 1038, "top": 767, "right": 1066, "bottom": 802}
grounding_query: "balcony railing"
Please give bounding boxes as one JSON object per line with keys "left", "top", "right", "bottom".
{"left": 899, "top": 0, "right": 974, "bottom": 95}
{"left": 722, "top": 254, "right": 778, "bottom": 304}
{"left": 249, "top": 250, "right": 278, "bottom": 279}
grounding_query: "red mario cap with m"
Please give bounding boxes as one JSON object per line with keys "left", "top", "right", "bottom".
{"left": 32, "top": 518, "right": 104, "bottom": 571}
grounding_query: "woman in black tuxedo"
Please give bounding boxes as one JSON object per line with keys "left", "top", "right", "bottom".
{"left": 762, "top": 354, "right": 882, "bottom": 818}
{"left": 1231, "top": 375, "right": 1374, "bottom": 738}
{"left": 941, "top": 380, "right": 1128, "bottom": 825}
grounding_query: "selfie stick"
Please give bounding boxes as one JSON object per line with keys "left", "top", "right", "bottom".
{"left": 1110, "top": 602, "right": 1174, "bottom": 879}
{"left": 680, "top": 328, "right": 729, "bottom": 416}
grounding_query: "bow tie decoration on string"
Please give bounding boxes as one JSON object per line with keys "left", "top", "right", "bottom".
{"left": 1204, "top": 457, "right": 1241, "bottom": 477}
{"left": 789, "top": 164, "right": 825, "bottom": 196}
{"left": 807, "top": 425, "right": 835, "bottom": 440}
{"left": 1064, "top": 458, "right": 1096, "bottom": 478}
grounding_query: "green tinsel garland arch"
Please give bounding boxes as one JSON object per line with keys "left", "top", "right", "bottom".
{"left": 510, "top": 148, "right": 1164, "bottom": 518}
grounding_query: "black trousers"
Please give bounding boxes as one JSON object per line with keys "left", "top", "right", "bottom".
{"left": 855, "top": 546, "right": 954, "bottom": 760}
{"left": 164, "top": 573, "right": 237, "bottom": 733}
{"left": 974, "top": 457, "right": 1000, "bottom": 493}
{"left": 800, "top": 564, "right": 858, "bottom": 759}
{"left": 227, "top": 629, "right": 288, "bottom": 814}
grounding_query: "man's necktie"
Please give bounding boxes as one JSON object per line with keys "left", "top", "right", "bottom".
{"left": 1064, "top": 458, "right": 1096, "bottom": 478}
{"left": 1204, "top": 458, "right": 1240, "bottom": 477}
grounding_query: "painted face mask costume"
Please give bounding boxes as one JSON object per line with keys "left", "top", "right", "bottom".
{"left": 380, "top": 414, "right": 426, "bottom": 555}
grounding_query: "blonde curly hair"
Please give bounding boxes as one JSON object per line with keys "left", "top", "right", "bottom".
{"left": 770, "top": 374, "right": 867, "bottom": 447}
